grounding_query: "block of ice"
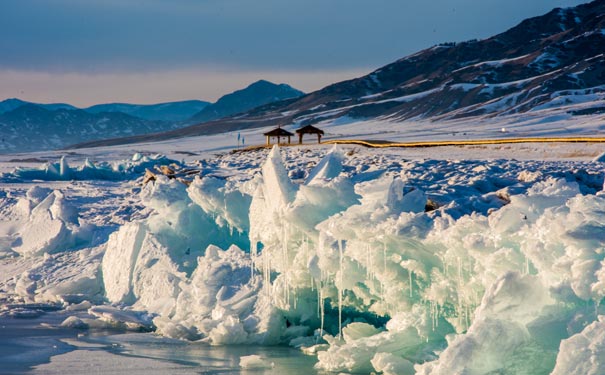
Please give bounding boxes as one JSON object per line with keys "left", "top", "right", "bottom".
{"left": 551, "top": 316, "right": 605, "bottom": 375}
{"left": 239, "top": 354, "right": 274, "bottom": 369}
{"left": 12, "top": 190, "right": 91, "bottom": 257}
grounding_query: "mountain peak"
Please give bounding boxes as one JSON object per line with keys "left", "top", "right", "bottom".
{"left": 188, "top": 80, "right": 304, "bottom": 124}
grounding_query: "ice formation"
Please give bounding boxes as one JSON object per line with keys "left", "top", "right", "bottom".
{"left": 2, "top": 145, "right": 605, "bottom": 374}
{"left": 7, "top": 154, "right": 180, "bottom": 181}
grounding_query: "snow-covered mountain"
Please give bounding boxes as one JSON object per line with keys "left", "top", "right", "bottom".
{"left": 281, "top": 0, "right": 605, "bottom": 123}
{"left": 187, "top": 80, "right": 304, "bottom": 124}
{"left": 79, "top": 0, "right": 605, "bottom": 149}
{"left": 0, "top": 105, "right": 184, "bottom": 152}
{"left": 84, "top": 100, "right": 210, "bottom": 122}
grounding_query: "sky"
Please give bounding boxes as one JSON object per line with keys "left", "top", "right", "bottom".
{"left": 0, "top": 0, "right": 589, "bottom": 106}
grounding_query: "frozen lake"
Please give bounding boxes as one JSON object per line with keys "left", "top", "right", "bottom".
{"left": 0, "top": 313, "right": 320, "bottom": 375}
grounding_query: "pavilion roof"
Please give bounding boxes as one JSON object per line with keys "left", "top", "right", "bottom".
{"left": 295, "top": 124, "right": 324, "bottom": 135}
{"left": 263, "top": 127, "right": 294, "bottom": 136}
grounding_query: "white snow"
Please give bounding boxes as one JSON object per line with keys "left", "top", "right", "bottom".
{"left": 2, "top": 106, "right": 605, "bottom": 374}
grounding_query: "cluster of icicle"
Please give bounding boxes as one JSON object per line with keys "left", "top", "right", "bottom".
{"left": 101, "top": 145, "right": 605, "bottom": 375}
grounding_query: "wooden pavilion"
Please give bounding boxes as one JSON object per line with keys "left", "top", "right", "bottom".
{"left": 296, "top": 124, "right": 324, "bottom": 144}
{"left": 263, "top": 127, "right": 294, "bottom": 145}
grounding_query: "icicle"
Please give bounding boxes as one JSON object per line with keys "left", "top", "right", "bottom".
{"left": 368, "top": 244, "right": 376, "bottom": 280}
{"left": 316, "top": 280, "right": 321, "bottom": 318}
{"left": 338, "top": 239, "right": 344, "bottom": 339}
{"left": 409, "top": 271, "right": 413, "bottom": 298}
{"left": 250, "top": 240, "right": 257, "bottom": 279}
{"left": 383, "top": 241, "right": 387, "bottom": 274}
{"left": 319, "top": 282, "right": 325, "bottom": 339}
{"left": 457, "top": 256, "right": 463, "bottom": 329}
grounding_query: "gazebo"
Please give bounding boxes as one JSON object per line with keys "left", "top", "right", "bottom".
{"left": 263, "top": 127, "right": 294, "bottom": 145}
{"left": 295, "top": 124, "right": 324, "bottom": 144}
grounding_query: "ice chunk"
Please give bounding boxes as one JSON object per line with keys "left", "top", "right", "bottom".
{"left": 188, "top": 176, "right": 251, "bottom": 233}
{"left": 239, "top": 354, "right": 274, "bottom": 369}
{"left": 10, "top": 154, "right": 182, "bottom": 181}
{"left": 102, "top": 222, "right": 146, "bottom": 304}
{"left": 416, "top": 273, "right": 555, "bottom": 375}
{"left": 305, "top": 145, "right": 344, "bottom": 185}
{"left": 12, "top": 190, "right": 90, "bottom": 256}
{"left": 371, "top": 352, "right": 414, "bottom": 375}
{"left": 60, "top": 316, "right": 89, "bottom": 329}
{"left": 386, "top": 178, "right": 426, "bottom": 213}
{"left": 88, "top": 305, "right": 155, "bottom": 331}
{"left": 208, "top": 315, "right": 248, "bottom": 345}
{"left": 261, "top": 145, "right": 297, "bottom": 211}
{"left": 342, "top": 322, "right": 382, "bottom": 343}
{"left": 551, "top": 316, "right": 605, "bottom": 375}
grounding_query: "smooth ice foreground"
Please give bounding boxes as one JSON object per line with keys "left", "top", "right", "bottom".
{"left": 2, "top": 146, "right": 605, "bottom": 374}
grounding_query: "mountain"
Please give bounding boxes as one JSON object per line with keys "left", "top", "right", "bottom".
{"left": 0, "top": 98, "right": 209, "bottom": 122}
{"left": 0, "top": 80, "right": 304, "bottom": 152}
{"left": 84, "top": 100, "right": 210, "bottom": 122}
{"left": 0, "top": 105, "right": 184, "bottom": 153}
{"left": 71, "top": 0, "right": 605, "bottom": 149}
{"left": 187, "top": 80, "right": 304, "bottom": 123}
{"left": 0, "top": 98, "right": 77, "bottom": 114}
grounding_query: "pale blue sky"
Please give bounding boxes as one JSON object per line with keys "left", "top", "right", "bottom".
{"left": 0, "top": 0, "right": 588, "bottom": 105}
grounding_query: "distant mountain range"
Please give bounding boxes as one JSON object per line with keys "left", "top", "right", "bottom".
{"left": 0, "top": 98, "right": 77, "bottom": 114}
{"left": 84, "top": 100, "right": 210, "bottom": 122}
{"left": 0, "top": 104, "right": 179, "bottom": 153}
{"left": 72, "top": 0, "right": 605, "bottom": 149}
{"left": 0, "top": 80, "right": 304, "bottom": 152}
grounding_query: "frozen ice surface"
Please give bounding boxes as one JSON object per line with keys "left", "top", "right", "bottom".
{"left": 2, "top": 144, "right": 605, "bottom": 374}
